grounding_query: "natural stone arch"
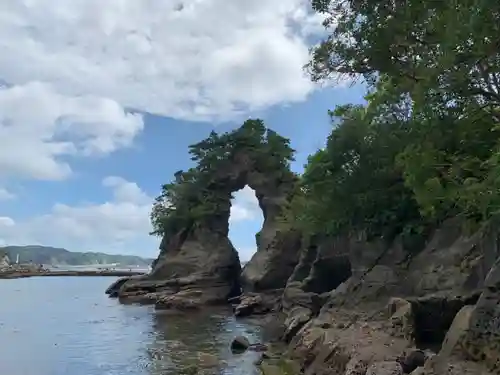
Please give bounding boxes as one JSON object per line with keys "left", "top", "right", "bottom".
{"left": 108, "top": 120, "right": 302, "bottom": 308}
{"left": 204, "top": 147, "right": 303, "bottom": 292}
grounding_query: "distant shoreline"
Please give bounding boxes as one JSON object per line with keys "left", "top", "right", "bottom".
{"left": 0, "top": 269, "right": 146, "bottom": 279}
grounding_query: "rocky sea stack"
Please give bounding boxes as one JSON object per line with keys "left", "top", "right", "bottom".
{"left": 106, "top": 120, "right": 301, "bottom": 308}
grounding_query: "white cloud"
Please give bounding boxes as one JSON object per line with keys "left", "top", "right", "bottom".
{"left": 0, "top": 177, "right": 158, "bottom": 255}
{"left": 102, "top": 176, "right": 150, "bottom": 205}
{"left": 0, "top": 1, "right": 329, "bottom": 256}
{"left": 0, "top": 188, "right": 14, "bottom": 201}
{"left": 0, "top": 0, "right": 324, "bottom": 122}
{"left": 230, "top": 186, "right": 261, "bottom": 222}
{"left": 238, "top": 247, "right": 258, "bottom": 262}
{"left": 0, "top": 82, "right": 143, "bottom": 180}
{"left": 0, "top": 216, "right": 15, "bottom": 227}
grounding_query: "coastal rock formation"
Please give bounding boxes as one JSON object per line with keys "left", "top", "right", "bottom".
{"left": 260, "top": 219, "right": 500, "bottom": 374}
{"left": 108, "top": 120, "right": 301, "bottom": 308}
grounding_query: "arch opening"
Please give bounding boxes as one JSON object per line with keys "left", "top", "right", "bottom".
{"left": 228, "top": 185, "right": 264, "bottom": 265}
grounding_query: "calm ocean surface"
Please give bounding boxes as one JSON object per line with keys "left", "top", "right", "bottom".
{"left": 0, "top": 277, "right": 263, "bottom": 375}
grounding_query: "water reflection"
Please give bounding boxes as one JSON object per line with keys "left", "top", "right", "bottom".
{"left": 146, "top": 308, "right": 262, "bottom": 375}
{"left": 0, "top": 277, "right": 263, "bottom": 375}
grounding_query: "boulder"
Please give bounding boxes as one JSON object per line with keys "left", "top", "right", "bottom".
{"left": 399, "top": 350, "right": 426, "bottom": 373}
{"left": 281, "top": 283, "right": 324, "bottom": 315}
{"left": 233, "top": 290, "right": 282, "bottom": 317}
{"left": 231, "top": 336, "right": 250, "bottom": 353}
{"left": 234, "top": 294, "right": 265, "bottom": 317}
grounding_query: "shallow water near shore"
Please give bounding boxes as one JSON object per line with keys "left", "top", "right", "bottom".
{"left": 0, "top": 277, "right": 263, "bottom": 375}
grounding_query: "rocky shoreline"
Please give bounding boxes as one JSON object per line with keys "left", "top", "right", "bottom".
{"left": 108, "top": 218, "right": 500, "bottom": 375}
{"left": 243, "top": 219, "right": 500, "bottom": 375}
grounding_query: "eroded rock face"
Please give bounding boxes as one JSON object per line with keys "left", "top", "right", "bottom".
{"left": 286, "top": 235, "right": 352, "bottom": 296}
{"left": 279, "top": 236, "right": 353, "bottom": 337}
{"left": 461, "top": 256, "right": 500, "bottom": 372}
{"left": 241, "top": 225, "right": 302, "bottom": 292}
{"left": 276, "top": 220, "right": 500, "bottom": 375}
{"left": 112, "top": 226, "right": 241, "bottom": 308}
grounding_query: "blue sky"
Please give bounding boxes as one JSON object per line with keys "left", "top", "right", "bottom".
{"left": 0, "top": 1, "right": 367, "bottom": 261}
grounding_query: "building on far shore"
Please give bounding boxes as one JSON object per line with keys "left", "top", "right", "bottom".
{"left": 0, "top": 252, "right": 10, "bottom": 268}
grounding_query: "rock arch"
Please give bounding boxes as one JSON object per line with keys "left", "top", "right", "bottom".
{"left": 108, "top": 120, "right": 302, "bottom": 308}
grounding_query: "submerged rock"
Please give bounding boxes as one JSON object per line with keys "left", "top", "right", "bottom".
{"left": 399, "top": 350, "right": 426, "bottom": 373}
{"left": 231, "top": 336, "right": 250, "bottom": 353}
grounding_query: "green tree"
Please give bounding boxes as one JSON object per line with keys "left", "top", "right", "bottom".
{"left": 150, "top": 119, "right": 296, "bottom": 238}
{"left": 298, "top": 0, "right": 500, "bottom": 238}
{"left": 287, "top": 88, "right": 423, "bottom": 242}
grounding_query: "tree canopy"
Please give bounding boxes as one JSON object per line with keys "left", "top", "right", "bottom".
{"left": 285, "top": 0, "right": 500, "bottom": 245}
{"left": 150, "top": 120, "right": 296, "bottom": 238}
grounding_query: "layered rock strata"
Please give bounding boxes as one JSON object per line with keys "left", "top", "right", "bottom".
{"left": 255, "top": 219, "right": 500, "bottom": 375}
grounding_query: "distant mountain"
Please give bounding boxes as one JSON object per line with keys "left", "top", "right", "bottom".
{"left": 0, "top": 245, "right": 154, "bottom": 266}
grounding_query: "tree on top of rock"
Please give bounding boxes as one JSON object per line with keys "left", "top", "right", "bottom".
{"left": 150, "top": 119, "right": 296, "bottom": 238}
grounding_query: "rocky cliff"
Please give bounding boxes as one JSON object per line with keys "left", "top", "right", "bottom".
{"left": 107, "top": 120, "right": 302, "bottom": 309}
{"left": 252, "top": 219, "right": 500, "bottom": 374}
